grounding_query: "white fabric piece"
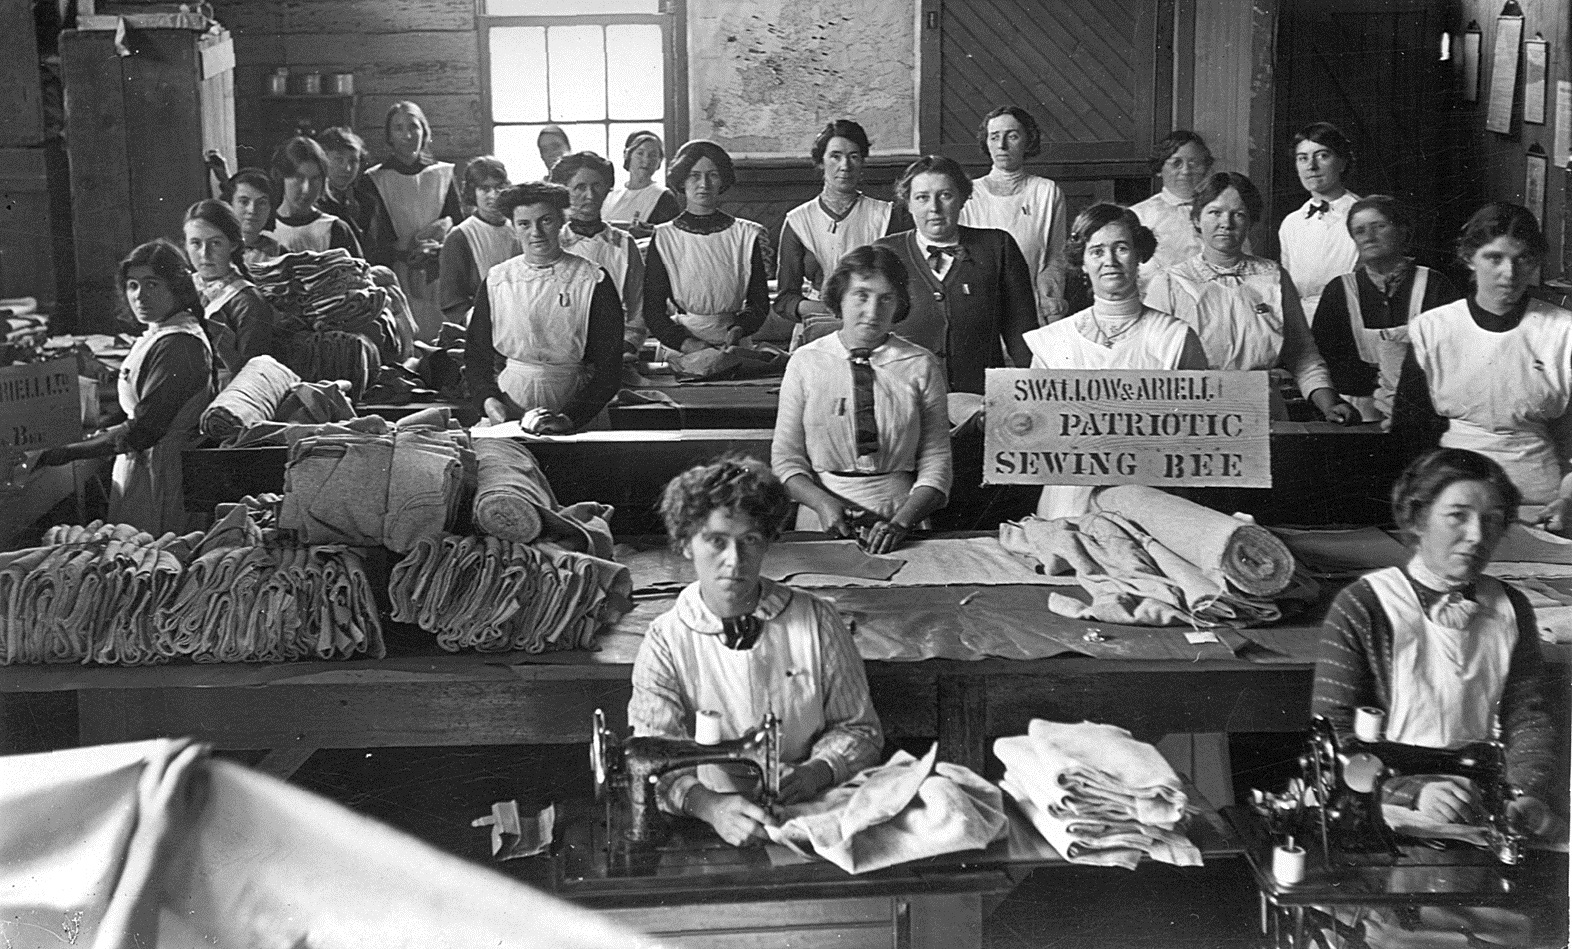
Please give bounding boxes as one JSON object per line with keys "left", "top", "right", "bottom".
{"left": 1407, "top": 297, "right": 1572, "bottom": 507}
{"left": 1000, "top": 776, "right": 1203, "bottom": 870}
{"left": 766, "top": 745, "right": 1007, "bottom": 874}
{"left": 993, "top": 720, "right": 1187, "bottom": 829}
{"left": 0, "top": 740, "right": 647, "bottom": 949}
{"left": 1363, "top": 566, "right": 1517, "bottom": 748}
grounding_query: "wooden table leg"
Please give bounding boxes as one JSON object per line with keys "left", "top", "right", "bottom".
{"left": 937, "top": 675, "right": 987, "bottom": 774}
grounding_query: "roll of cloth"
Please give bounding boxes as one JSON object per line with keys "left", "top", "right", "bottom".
{"left": 389, "top": 533, "right": 632, "bottom": 653}
{"left": 201, "top": 355, "right": 301, "bottom": 439}
{"left": 279, "top": 429, "right": 470, "bottom": 552}
{"left": 1093, "top": 485, "right": 1294, "bottom": 597}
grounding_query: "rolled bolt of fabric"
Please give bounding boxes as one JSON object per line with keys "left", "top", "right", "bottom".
{"left": 472, "top": 439, "right": 561, "bottom": 544}
{"left": 1093, "top": 485, "right": 1295, "bottom": 597}
{"left": 200, "top": 355, "right": 302, "bottom": 440}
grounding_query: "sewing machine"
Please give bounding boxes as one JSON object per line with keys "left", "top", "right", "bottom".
{"left": 1280, "top": 715, "right": 1524, "bottom": 866}
{"left": 590, "top": 708, "right": 781, "bottom": 852}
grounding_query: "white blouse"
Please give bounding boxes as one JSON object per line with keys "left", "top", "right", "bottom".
{"left": 1278, "top": 191, "right": 1360, "bottom": 324}
{"left": 1130, "top": 189, "right": 1199, "bottom": 290}
{"left": 771, "top": 332, "right": 952, "bottom": 497}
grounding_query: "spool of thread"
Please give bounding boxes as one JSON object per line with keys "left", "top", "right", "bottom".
{"left": 694, "top": 709, "right": 723, "bottom": 745}
{"left": 1354, "top": 706, "right": 1385, "bottom": 743}
{"left": 1273, "top": 838, "right": 1307, "bottom": 886}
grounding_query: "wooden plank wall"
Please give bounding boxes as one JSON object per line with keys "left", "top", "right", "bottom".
{"left": 210, "top": 0, "right": 482, "bottom": 168}
{"left": 0, "top": 0, "right": 55, "bottom": 305}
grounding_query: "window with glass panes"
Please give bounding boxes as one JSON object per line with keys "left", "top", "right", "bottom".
{"left": 482, "top": 0, "right": 668, "bottom": 184}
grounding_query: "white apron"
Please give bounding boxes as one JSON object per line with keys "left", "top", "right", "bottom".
{"left": 1338, "top": 266, "right": 1429, "bottom": 424}
{"left": 1025, "top": 310, "right": 1195, "bottom": 519}
{"left": 368, "top": 162, "right": 456, "bottom": 343}
{"left": 1162, "top": 270, "right": 1285, "bottom": 375}
{"left": 112, "top": 314, "right": 213, "bottom": 535}
{"left": 783, "top": 194, "right": 893, "bottom": 296}
{"left": 668, "top": 582, "right": 826, "bottom": 795}
{"left": 653, "top": 218, "right": 763, "bottom": 345}
{"left": 603, "top": 184, "right": 669, "bottom": 227}
{"left": 487, "top": 254, "right": 602, "bottom": 414}
{"left": 1408, "top": 298, "right": 1572, "bottom": 509}
{"left": 1363, "top": 567, "right": 1516, "bottom": 748}
{"left": 455, "top": 214, "right": 519, "bottom": 285}
{"left": 200, "top": 273, "right": 247, "bottom": 387}
{"left": 269, "top": 214, "right": 339, "bottom": 254}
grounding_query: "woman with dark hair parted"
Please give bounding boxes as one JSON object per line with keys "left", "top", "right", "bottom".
{"left": 438, "top": 156, "right": 518, "bottom": 328}
{"left": 642, "top": 139, "right": 770, "bottom": 354}
{"left": 1393, "top": 203, "right": 1572, "bottom": 528}
{"left": 182, "top": 199, "right": 278, "bottom": 382}
{"left": 267, "top": 136, "right": 363, "bottom": 256}
{"left": 1311, "top": 196, "right": 1460, "bottom": 426}
{"left": 464, "top": 182, "right": 624, "bottom": 434}
{"left": 602, "top": 130, "right": 681, "bottom": 237}
{"left": 958, "top": 106, "right": 1068, "bottom": 322}
{"left": 221, "top": 167, "right": 284, "bottom": 268}
{"left": 359, "top": 101, "right": 464, "bottom": 341}
{"left": 316, "top": 126, "right": 370, "bottom": 242}
{"left": 874, "top": 154, "right": 1036, "bottom": 396}
{"left": 33, "top": 240, "right": 214, "bottom": 533}
{"left": 771, "top": 244, "right": 950, "bottom": 554}
{"left": 551, "top": 151, "right": 647, "bottom": 360}
{"left": 1024, "top": 204, "right": 1208, "bottom": 519}
{"left": 1314, "top": 448, "right": 1557, "bottom": 835}
{"left": 773, "top": 120, "right": 905, "bottom": 334}
{"left": 1143, "top": 171, "right": 1359, "bottom": 423}
{"left": 629, "top": 456, "right": 883, "bottom": 846}
{"left": 1129, "top": 130, "right": 1215, "bottom": 289}
{"left": 1279, "top": 122, "right": 1361, "bottom": 323}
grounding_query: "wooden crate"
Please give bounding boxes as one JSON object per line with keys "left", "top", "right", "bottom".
{"left": 60, "top": 25, "right": 235, "bottom": 331}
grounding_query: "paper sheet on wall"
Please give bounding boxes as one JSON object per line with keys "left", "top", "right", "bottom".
{"left": 1524, "top": 36, "right": 1547, "bottom": 124}
{"left": 1556, "top": 80, "right": 1572, "bottom": 167}
{"left": 1485, "top": 15, "right": 1523, "bottom": 134}
{"left": 1462, "top": 27, "right": 1481, "bottom": 103}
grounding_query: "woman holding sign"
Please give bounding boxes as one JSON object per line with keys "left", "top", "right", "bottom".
{"left": 1022, "top": 203, "right": 1208, "bottom": 519}
{"left": 1143, "top": 172, "right": 1358, "bottom": 424}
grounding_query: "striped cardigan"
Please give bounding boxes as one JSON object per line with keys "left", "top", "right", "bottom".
{"left": 1312, "top": 572, "right": 1558, "bottom": 804}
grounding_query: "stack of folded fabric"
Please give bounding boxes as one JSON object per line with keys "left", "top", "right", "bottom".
{"left": 0, "top": 511, "right": 383, "bottom": 665}
{"left": 388, "top": 534, "right": 632, "bottom": 653}
{"left": 251, "top": 249, "right": 400, "bottom": 395}
{"left": 994, "top": 719, "right": 1202, "bottom": 869}
{"left": 999, "top": 485, "right": 1311, "bottom": 628}
{"left": 1, "top": 297, "right": 47, "bottom": 363}
{"left": 279, "top": 428, "right": 471, "bottom": 553}
{"left": 200, "top": 356, "right": 360, "bottom": 441}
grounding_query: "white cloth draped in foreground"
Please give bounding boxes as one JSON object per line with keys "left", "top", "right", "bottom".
{"left": 0, "top": 739, "right": 648, "bottom": 949}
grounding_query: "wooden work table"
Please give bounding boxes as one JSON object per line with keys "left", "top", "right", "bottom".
{"left": 182, "top": 421, "right": 1400, "bottom": 533}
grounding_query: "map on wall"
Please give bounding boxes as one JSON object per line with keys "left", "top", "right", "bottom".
{"left": 687, "top": 0, "right": 919, "bottom": 158}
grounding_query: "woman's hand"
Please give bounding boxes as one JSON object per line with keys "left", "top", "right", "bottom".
{"left": 860, "top": 518, "right": 910, "bottom": 555}
{"left": 815, "top": 502, "right": 853, "bottom": 539}
{"left": 685, "top": 786, "right": 775, "bottom": 846}
{"left": 1413, "top": 776, "right": 1482, "bottom": 824}
{"left": 1536, "top": 498, "right": 1569, "bottom": 533}
{"left": 776, "top": 759, "right": 835, "bottom": 806}
{"left": 1310, "top": 388, "right": 1360, "bottom": 425}
{"left": 724, "top": 325, "right": 746, "bottom": 349}
{"left": 520, "top": 408, "right": 572, "bottom": 435}
{"left": 483, "top": 397, "right": 515, "bottom": 425}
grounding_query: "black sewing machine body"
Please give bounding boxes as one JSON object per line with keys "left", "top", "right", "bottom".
{"left": 1294, "top": 716, "right": 1522, "bottom": 866}
{"left": 591, "top": 708, "right": 781, "bottom": 862}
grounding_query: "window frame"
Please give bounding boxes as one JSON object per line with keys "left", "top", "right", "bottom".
{"left": 476, "top": 1, "right": 686, "bottom": 169}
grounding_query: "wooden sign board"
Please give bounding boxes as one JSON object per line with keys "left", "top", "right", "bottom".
{"left": 982, "top": 369, "right": 1272, "bottom": 488}
{"left": 0, "top": 357, "right": 83, "bottom": 452}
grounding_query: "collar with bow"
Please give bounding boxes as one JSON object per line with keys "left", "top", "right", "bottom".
{"left": 1305, "top": 200, "right": 1331, "bottom": 218}
{"left": 674, "top": 578, "right": 794, "bottom": 650}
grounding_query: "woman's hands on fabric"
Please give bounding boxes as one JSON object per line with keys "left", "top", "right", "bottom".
{"left": 1310, "top": 388, "right": 1360, "bottom": 425}
{"left": 483, "top": 397, "right": 516, "bottom": 425}
{"left": 859, "top": 518, "right": 910, "bottom": 555}
{"left": 686, "top": 786, "right": 776, "bottom": 846}
{"left": 776, "top": 759, "right": 835, "bottom": 806}
{"left": 520, "top": 407, "right": 573, "bottom": 435}
{"left": 814, "top": 501, "right": 853, "bottom": 539}
{"left": 1413, "top": 776, "right": 1482, "bottom": 824}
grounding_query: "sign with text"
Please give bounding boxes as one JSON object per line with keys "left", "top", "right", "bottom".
{"left": 0, "top": 358, "right": 82, "bottom": 452}
{"left": 982, "top": 369, "right": 1271, "bottom": 488}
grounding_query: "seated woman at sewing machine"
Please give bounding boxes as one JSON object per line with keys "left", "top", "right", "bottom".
{"left": 628, "top": 457, "right": 884, "bottom": 846}
{"left": 1313, "top": 448, "right": 1558, "bottom": 837}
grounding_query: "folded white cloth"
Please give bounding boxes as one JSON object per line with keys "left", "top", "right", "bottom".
{"left": 994, "top": 720, "right": 1188, "bottom": 828}
{"left": 1000, "top": 776, "right": 1202, "bottom": 869}
{"left": 766, "top": 745, "right": 1006, "bottom": 874}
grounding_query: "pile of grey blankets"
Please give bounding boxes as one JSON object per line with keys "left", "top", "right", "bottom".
{"left": 250, "top": 249, "right": 415, "bottom": 398}
{"left": 0, "top": 508, "right": 383, "bottom": 665}
{"left": 995, "top": 720, "right": 1202, "bottom": 869}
